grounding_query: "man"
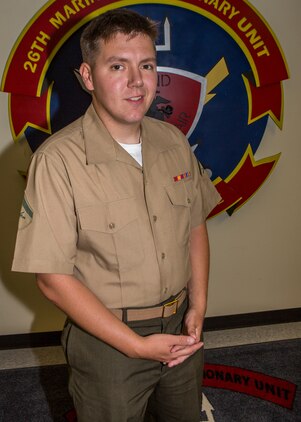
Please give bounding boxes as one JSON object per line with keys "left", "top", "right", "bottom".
{"left": 12, "top": 9, "right": 220, "bottom": 422}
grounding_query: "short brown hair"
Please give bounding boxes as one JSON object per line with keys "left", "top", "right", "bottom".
{"left": 80, "top": 9, "right": 159, "bottom": 65}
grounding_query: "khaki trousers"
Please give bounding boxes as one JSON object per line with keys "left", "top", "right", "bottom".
{"left": 61, "top": 299, "right": 203, "bottom": 422}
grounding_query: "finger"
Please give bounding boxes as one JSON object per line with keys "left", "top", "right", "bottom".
{"left": 167, "top": 356, "right": 186, "bottom": 367}
{"left": 168, "top": 344, "right": 203, "bottom": 368}
{"left": 168, "top": 349, "right": 200, "bottom": 367}
{"left": 186, "top": 323, "right": 203, "bottom": 342}
{"left": 168, "top": 344, "right": 203, "bottom": 366}
{"left": 188, "top": 328, "right": 200, "bottom": 342}
{"left": 171, "top": 339, "right": 203, "bottom": 353}
{"left": 187, "top": 328, "right": 197, "bottom": 340}
{"left": 163, "top": 341, "right": 203, "bottom": 366}
{"left": 173, "top": 335, "right": 195, "bottom": 346}
{"left": 170, "top": 345, "right": 187, "bottom": 353}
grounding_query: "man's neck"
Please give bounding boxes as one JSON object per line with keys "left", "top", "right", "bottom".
{"left": 113, "top": 128, "right": 141, "bottom": 145}
{"left": 93, "top": 104, "right": 142, "bottom": 144}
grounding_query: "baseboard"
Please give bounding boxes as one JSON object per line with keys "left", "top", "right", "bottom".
{"left": 0, "top": 331, "right": 62, "bottom": 350}
{"left": 203, "top": 307, "right": 301, "bottom": 331}
{"left": 0, "top": 308, "right": 300, "bottom": 350}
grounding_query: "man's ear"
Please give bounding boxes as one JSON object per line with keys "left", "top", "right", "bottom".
{"left": 79, "top": 62, "right": 94, "bottom": 91}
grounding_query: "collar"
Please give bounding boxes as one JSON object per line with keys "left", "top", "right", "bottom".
{"left": 82, "top": 104, "right": 117, "bottom": 165}
{"left": 82, "top": 104, "right": 180, "bottom": 167}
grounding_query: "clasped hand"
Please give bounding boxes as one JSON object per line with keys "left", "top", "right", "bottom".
{"left": 136, "top": 332, "right": 203, "bottom": 368}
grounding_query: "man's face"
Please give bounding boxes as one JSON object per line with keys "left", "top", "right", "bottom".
{"left": 80, "top": 32, "right": 157, "bottom": 133}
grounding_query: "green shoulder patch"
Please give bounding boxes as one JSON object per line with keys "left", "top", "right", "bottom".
{"left": 19, "top": 196, "right": 33, "bottom": 229}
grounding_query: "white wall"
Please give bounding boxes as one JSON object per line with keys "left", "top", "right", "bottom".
{"left": 0, "top": 0, "right": 300, "bottom": 334}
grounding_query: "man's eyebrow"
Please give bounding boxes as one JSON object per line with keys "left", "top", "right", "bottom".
{"left": 106, "top": 56, "right": 128, "bottom": 63}
{"left": 141, "top": 57, "right": 157, "bottom": 64}
{"left": 106, "top": 56, "right": 157, "bottom": 64}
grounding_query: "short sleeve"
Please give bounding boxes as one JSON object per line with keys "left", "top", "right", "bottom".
{"left": 190, "top": 151, "right": 221, "bottom": 227}
{"left": 12, "top": 152, "right": 77, "bottom": 274}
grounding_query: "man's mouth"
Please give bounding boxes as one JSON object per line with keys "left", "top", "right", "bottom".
{"left": 128, "top": 96, "right": 143, "bottom": 102}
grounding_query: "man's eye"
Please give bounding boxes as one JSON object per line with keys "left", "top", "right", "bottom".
{"left": 111, "top": 64, "right": 124, "bottom": 70}
{"left": 142, "top": 64, "right": 155, "bottom": 70}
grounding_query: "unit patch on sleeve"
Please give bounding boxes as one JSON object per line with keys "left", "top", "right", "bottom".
{"left": 19, "top": 196, "right": 33, "bottom": 229}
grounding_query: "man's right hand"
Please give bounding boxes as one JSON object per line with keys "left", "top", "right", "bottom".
{"left": 133, "top": 333, "right": 203, "bottom": 367}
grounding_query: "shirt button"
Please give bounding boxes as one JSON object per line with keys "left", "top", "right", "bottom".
{"left": 187, "top": 198, "right": 191, "bottom": 204}
{"left": 161, "top": 252, "right": 166, "bottom": 259}
{"left": 164, "top": 287, "right": 168, "bottom": 294}
{"left": 109, "top": 222, "right": 115, "bottom": 230}
{"left": 153, "top": 215, "right": 158, "bottom": 222}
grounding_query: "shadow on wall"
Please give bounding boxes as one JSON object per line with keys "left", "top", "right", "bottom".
{"left": 0, "top": 137, "right": 65, "bottom": 335}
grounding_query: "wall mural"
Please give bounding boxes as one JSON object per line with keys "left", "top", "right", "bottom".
{"left": 1, "top": 0, "right": 289, "bottom": 217}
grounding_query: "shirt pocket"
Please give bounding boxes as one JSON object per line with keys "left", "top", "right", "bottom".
{"left": 77, "top": 197, "right": 144, "bottom": 271}
{"left": 165, "top": 182, "right": 192, "bottom": 246}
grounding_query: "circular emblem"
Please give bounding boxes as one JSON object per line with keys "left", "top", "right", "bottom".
{"left": 1, "top": 0, "right": 289, "bottom": 217}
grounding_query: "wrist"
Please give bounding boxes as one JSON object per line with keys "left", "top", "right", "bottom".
{"left": 187, "top": 303, "right": 206, "bottom": 319}
{"left": 125, "top": 333, "right": 145, "bottom": 359}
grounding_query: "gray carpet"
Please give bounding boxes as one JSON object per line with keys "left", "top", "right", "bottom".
{"left": 202, "top": 338, "right": 300, "bottom": 421}
{"left": 0, "top": 338, "right": 300, "bottom": 421}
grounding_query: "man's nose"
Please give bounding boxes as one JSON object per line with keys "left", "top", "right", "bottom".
{"left": 128, "top": 67, "right": 143, "bottom": 88}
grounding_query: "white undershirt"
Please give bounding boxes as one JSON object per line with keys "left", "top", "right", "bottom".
{"left": 118, "top": 141, "right": 143, "bottom": 166}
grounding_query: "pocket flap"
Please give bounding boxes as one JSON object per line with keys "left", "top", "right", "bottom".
{"left": 77, "top": 198, "right": 138, "bottom": 233}
{"left": 165, "top": 183, "right": 191, "bottom": 207}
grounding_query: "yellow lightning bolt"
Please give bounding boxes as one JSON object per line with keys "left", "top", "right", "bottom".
{"left": 205, "top": 57, "right": 229, "bottom": 104}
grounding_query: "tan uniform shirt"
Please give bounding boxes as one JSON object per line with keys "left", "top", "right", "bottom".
{"left": 12, "top": 105, "right": 220, "bottom": 308}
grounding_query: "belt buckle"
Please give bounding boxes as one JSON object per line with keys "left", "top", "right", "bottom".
{"left": 162, "top": 297, "right": 179, "bottom": 318}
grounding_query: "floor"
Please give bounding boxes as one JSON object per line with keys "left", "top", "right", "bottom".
{"left": 0, "top": 322, "right": 300, "bottom": 370}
